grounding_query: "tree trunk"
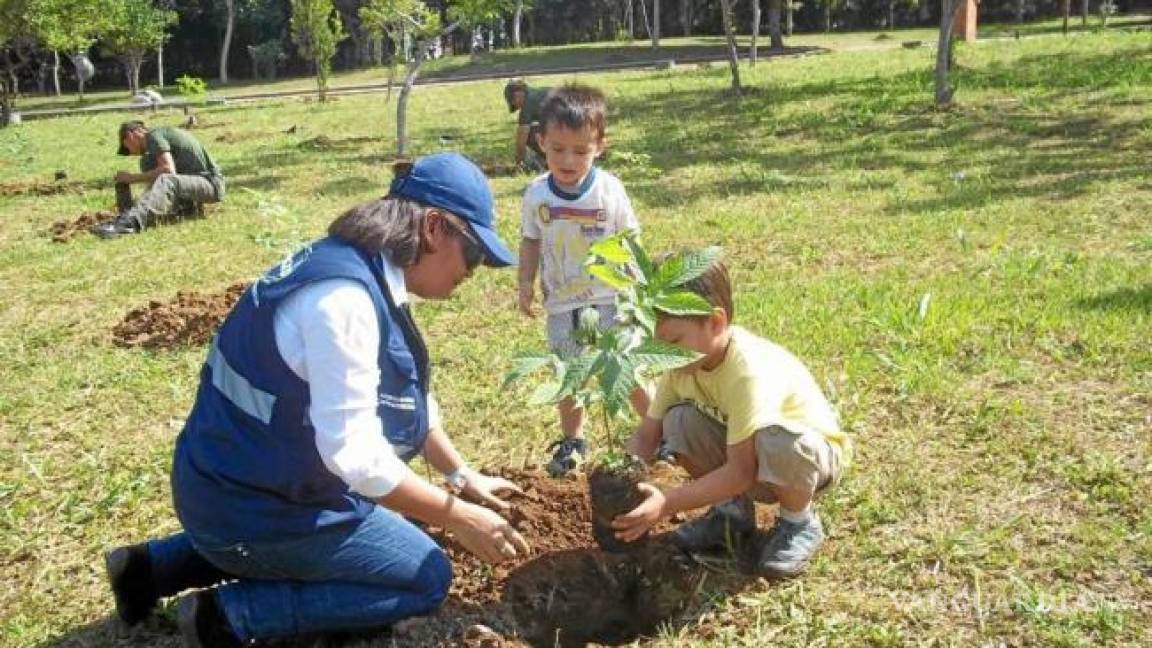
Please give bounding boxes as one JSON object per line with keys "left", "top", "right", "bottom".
{"left": 920, "top": 0, "right": 931, "bottom": 23}
{"left": 1062, "top": 0, "right": 1070, "bottom": 34}
{"left": 825, "top": 0, "right": 832, "bottom": 32}
{"left": 1014, "top": 0, "right": 1024, "bottom": 23}
{"left": 1081, "top": 0, "right": 1088, "bottom": 25}
{"left": 220, "top": 0, "right": 235, "bottom": 83}
{"left": 126, "top": 56, "right": 143, "bottom": 95}
{"left": 751, "top": 0, "right": 761, "bottom": 66}
{"left": 888, "top": 0, "right": 895, "bottom": 28}
{"left": 653, "top": 0, "right": 660, "bottom": 47}
{"left": 316, "top": 55, "right": 327, "bottom": 102}
{"left": 513, "top": 0, "right": 524, "bottom": 47}
{"left": 787, "top": 0, "right": 794, "bottom": 35}
{"left": 397, "top": 58, "right": 421, "bottom": 156}
{"left": 52, "top": 50, "right": 61, "bottom": 96}
{"left": 680, "top": 0, "right": 692, "bottom": 35}
{"left": 718, "top": 0, "right": 743, "bottom": 92}
{"left": 157, "top": 44, "right": 164, "bottom": 88}
{"left": 935, "top": 0, "right": 957, "bottom": 107}
{"left": 768, "top": 0, "right": 784, "bottom": 49}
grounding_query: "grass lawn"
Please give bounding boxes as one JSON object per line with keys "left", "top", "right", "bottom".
{"left": 1, "top": 26, "right": 1149, "bottom": 648}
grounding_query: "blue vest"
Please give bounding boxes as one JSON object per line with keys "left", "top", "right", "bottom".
{"left": 172, "top": 237, "right": 431, "bottom": 542}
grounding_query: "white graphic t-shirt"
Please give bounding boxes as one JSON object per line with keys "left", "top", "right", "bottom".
{"left": 521, "top": 168, "right": 640, "bottom": 315}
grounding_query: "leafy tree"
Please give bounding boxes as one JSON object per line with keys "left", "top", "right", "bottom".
{"left": 28, "top": 0, "right": 107, "bottom": 96}
{"left": 449, "top": 0, "right": 512, "bottom": 54}
{"left": 360, "top": 0, "right": 458, "bottom": 155}
{"left": 0, "top": 0, "right": 35, "bottom": 125}
{"left": 101, "top": 0, "right": 177, "bottom": 95}
{"left": 290, "top": 0, "right": 346, "bottom": 102}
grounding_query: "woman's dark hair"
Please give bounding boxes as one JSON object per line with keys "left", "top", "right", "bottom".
{"left": 328, "top": 195, "right": 429, "bottom": 266}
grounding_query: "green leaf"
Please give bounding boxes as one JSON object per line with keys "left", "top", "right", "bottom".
{"left": 623, "top": 234, "right": 653, "bottom": 284}
{"left": 557, "top": 351, "right": 602, "bottom": 400}
{"left": 652, "top": 290, "right": 714, "bottom": 316}
{"left": 598, "top": 355, "right": 638, "bottom": 421}
{"left": 587, "top": 233, "right": 632, "bottom": 264}
{"left": 667, "top": 246, "right": 722, "bottom": 287}
{"left": 587, "top": 264, "right": 633, "bottom": 291}
{"left": 502, "top": 352, "right": 556, "bottom": 389}
{"left": 651, "top": 255, "right": 684, "bottom": 291}
{"left": 631, "top": 340, "right": 700, "bottom": 375}
{"left": 528, "top": 381, "right": 562, "bottom": 406}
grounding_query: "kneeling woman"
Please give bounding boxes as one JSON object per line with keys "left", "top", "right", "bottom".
{"left": 105, "top": 153, "right": 529, "bottom": 646}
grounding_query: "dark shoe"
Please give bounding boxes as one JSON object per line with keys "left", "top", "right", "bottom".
{"left": 757, "top": 514, "right": 825, "bottom": 579}
{"left": 104, "top": 543, "right": 158, "bottom": 626}
{"left": 654, "top": 440, "right": 677, "bottom": 464}
{"left": 177, "top": 590, "right": 242, "bottom": 648}
{"left": 671, "top": 497, "right": 755, "bottom": 553}
{"left": 91, "top": 216, "right": 140, "bottom": 239}
{"left": 545, "top": 437, "right": 588, "bottom": 477}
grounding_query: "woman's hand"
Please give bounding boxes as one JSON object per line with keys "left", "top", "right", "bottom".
{"left": 611, "top": 483, "right": 668, "bottom": 543}
{"left": 449, "top": 501, "right": 530, "bottom": 564}
{"left": 461, "top": 470, "right": 524, "bottom": 511}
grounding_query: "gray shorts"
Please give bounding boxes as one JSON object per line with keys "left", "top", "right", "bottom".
{"left": 546, "top": 304, "right": 616, "bottom": 357}
{"left": 662, "top": 403, "right": 843, "bottom": 502}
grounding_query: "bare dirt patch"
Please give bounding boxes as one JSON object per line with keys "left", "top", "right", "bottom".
{"left": 48, "top": 210, "right": 116, "bottom": 243}
{"left": 0, "top": 178, "right": 95, "bottom": 197}
{"left": 112, "top": 283, "right": 248, "bottom": 349}
{"left": 397, "top": 467, "right": 762, "bottom": 647}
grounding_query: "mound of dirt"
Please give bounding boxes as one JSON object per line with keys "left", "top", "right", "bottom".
{"left": 479, "top": 163, "right": 524, "bottom": 178}
{"left": 0, "top": 180, "right": 81, "bottom": 197}
{"left": 401, "top": 467, "right": 760, "bottom": 647}
{"left": 48, "top": 210, "right": 115, "bottom": 243}
{"left": 112, "top": 282, "right": 248, "bottom": 349}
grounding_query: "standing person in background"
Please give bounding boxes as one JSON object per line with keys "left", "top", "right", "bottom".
{"left": 94, "top": 121, "right": 225, "bottom": 239}
{"left": 104, "top": 153, "right": 530, "bottom": 647}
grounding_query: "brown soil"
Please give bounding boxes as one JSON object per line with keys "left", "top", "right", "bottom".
{"left": 48, "top": 210, "right": 116, "bottom": 243}
{"left": 479, "top": 163, "right": 524, "bottom": 178}
{"left": 111, "top": 282, "right": 248, "bottom": 349}
{"left": 397, "top": 467, "right": 760, "bottom": 647}
{"left": 0, "top": 178, "right": 99, "bottom": 198}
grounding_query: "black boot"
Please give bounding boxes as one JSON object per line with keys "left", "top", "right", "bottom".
{"left": 104, "top": 543, "right": 158, "bottom": 626}
{"left": 177, "top": 590, "right": 242, "bottom": 648}
{"left": 91, "top": 213, "right": 141, "bottom": 239}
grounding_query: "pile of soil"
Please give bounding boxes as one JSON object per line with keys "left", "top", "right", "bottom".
{"left": 479, "top": 163, "right": 524, "bottom": 178}
{"left": 401, "top": 467, "right": 760, "bottom": 647}
{"left": 112, "top": 282, "right": 248, "bottom": 349}
{"left": 48, "top": 210, "right": 116, "bottom": 243}
{"left": 0, "top": 180, "right": 82, "bottom": 197}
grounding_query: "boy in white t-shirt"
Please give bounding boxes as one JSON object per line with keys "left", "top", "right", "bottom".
{"left": 518, "top": 83, "right": 649, "bottom": 476}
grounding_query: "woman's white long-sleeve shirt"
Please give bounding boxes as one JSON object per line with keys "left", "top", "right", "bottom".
{"left": 270, "top": 257, "right": 440, "bottom": 499}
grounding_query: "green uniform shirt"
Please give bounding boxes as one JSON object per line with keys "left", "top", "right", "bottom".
{"left": 518, "top": 87, "right": 552, "bottom": 126}
{"left": 140, "top": 126, "right": 222, "bottom": 179}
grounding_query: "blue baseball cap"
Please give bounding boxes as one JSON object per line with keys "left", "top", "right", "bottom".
{"left": 389, "top": 152, "right": 515, "bottom": 268}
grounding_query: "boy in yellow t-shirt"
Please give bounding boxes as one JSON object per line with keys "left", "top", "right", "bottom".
{"left": 612, "top": 260, "right": 851, "bottom": 577}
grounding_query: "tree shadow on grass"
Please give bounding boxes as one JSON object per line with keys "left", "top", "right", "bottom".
{"left": 609, "top": 46, "right": 1151, "bottom": 213}
{"left": 1075, "top": 284, "right": 1152, "bottom": 313}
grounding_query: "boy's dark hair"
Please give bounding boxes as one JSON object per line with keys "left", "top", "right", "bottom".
{"left": 539, "top": 83, "right": 607, "bottom": 141}
{"left": 665, "top": 260, "right": 734, "bottom": 323}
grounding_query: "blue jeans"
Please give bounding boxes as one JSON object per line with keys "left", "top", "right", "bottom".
{"left": 148, "top": 506, "right": 452, "bottom": 642}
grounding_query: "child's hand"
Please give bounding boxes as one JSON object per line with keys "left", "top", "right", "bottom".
{"left": 611, "top": 483, "right": 666, "bottom": 543}
{"left": 518, "top": 284, "right": 537, "bottom": 317}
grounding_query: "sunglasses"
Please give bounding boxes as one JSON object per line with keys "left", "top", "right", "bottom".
{"left": 441, "top": 213, "right": 485, "bottom": 271}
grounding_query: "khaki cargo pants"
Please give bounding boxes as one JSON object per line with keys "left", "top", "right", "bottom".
{"left": 118, "top": 173, "right": 224, "bottom": 229}
{"left": 662, "top": 403, "right": 843, "bottom": 502}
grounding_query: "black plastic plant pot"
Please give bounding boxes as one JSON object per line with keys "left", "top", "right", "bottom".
{"left": 588, "top": 457, "right": 649, "bottom": 553}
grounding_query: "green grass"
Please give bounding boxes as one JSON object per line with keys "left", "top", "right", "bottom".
{"left": 2, "top": 27, "right": 1150, "bottom": 648}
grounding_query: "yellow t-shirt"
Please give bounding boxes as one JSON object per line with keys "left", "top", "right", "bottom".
{"left": 648, "top": 326, "right": 851, "bottom": 461}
